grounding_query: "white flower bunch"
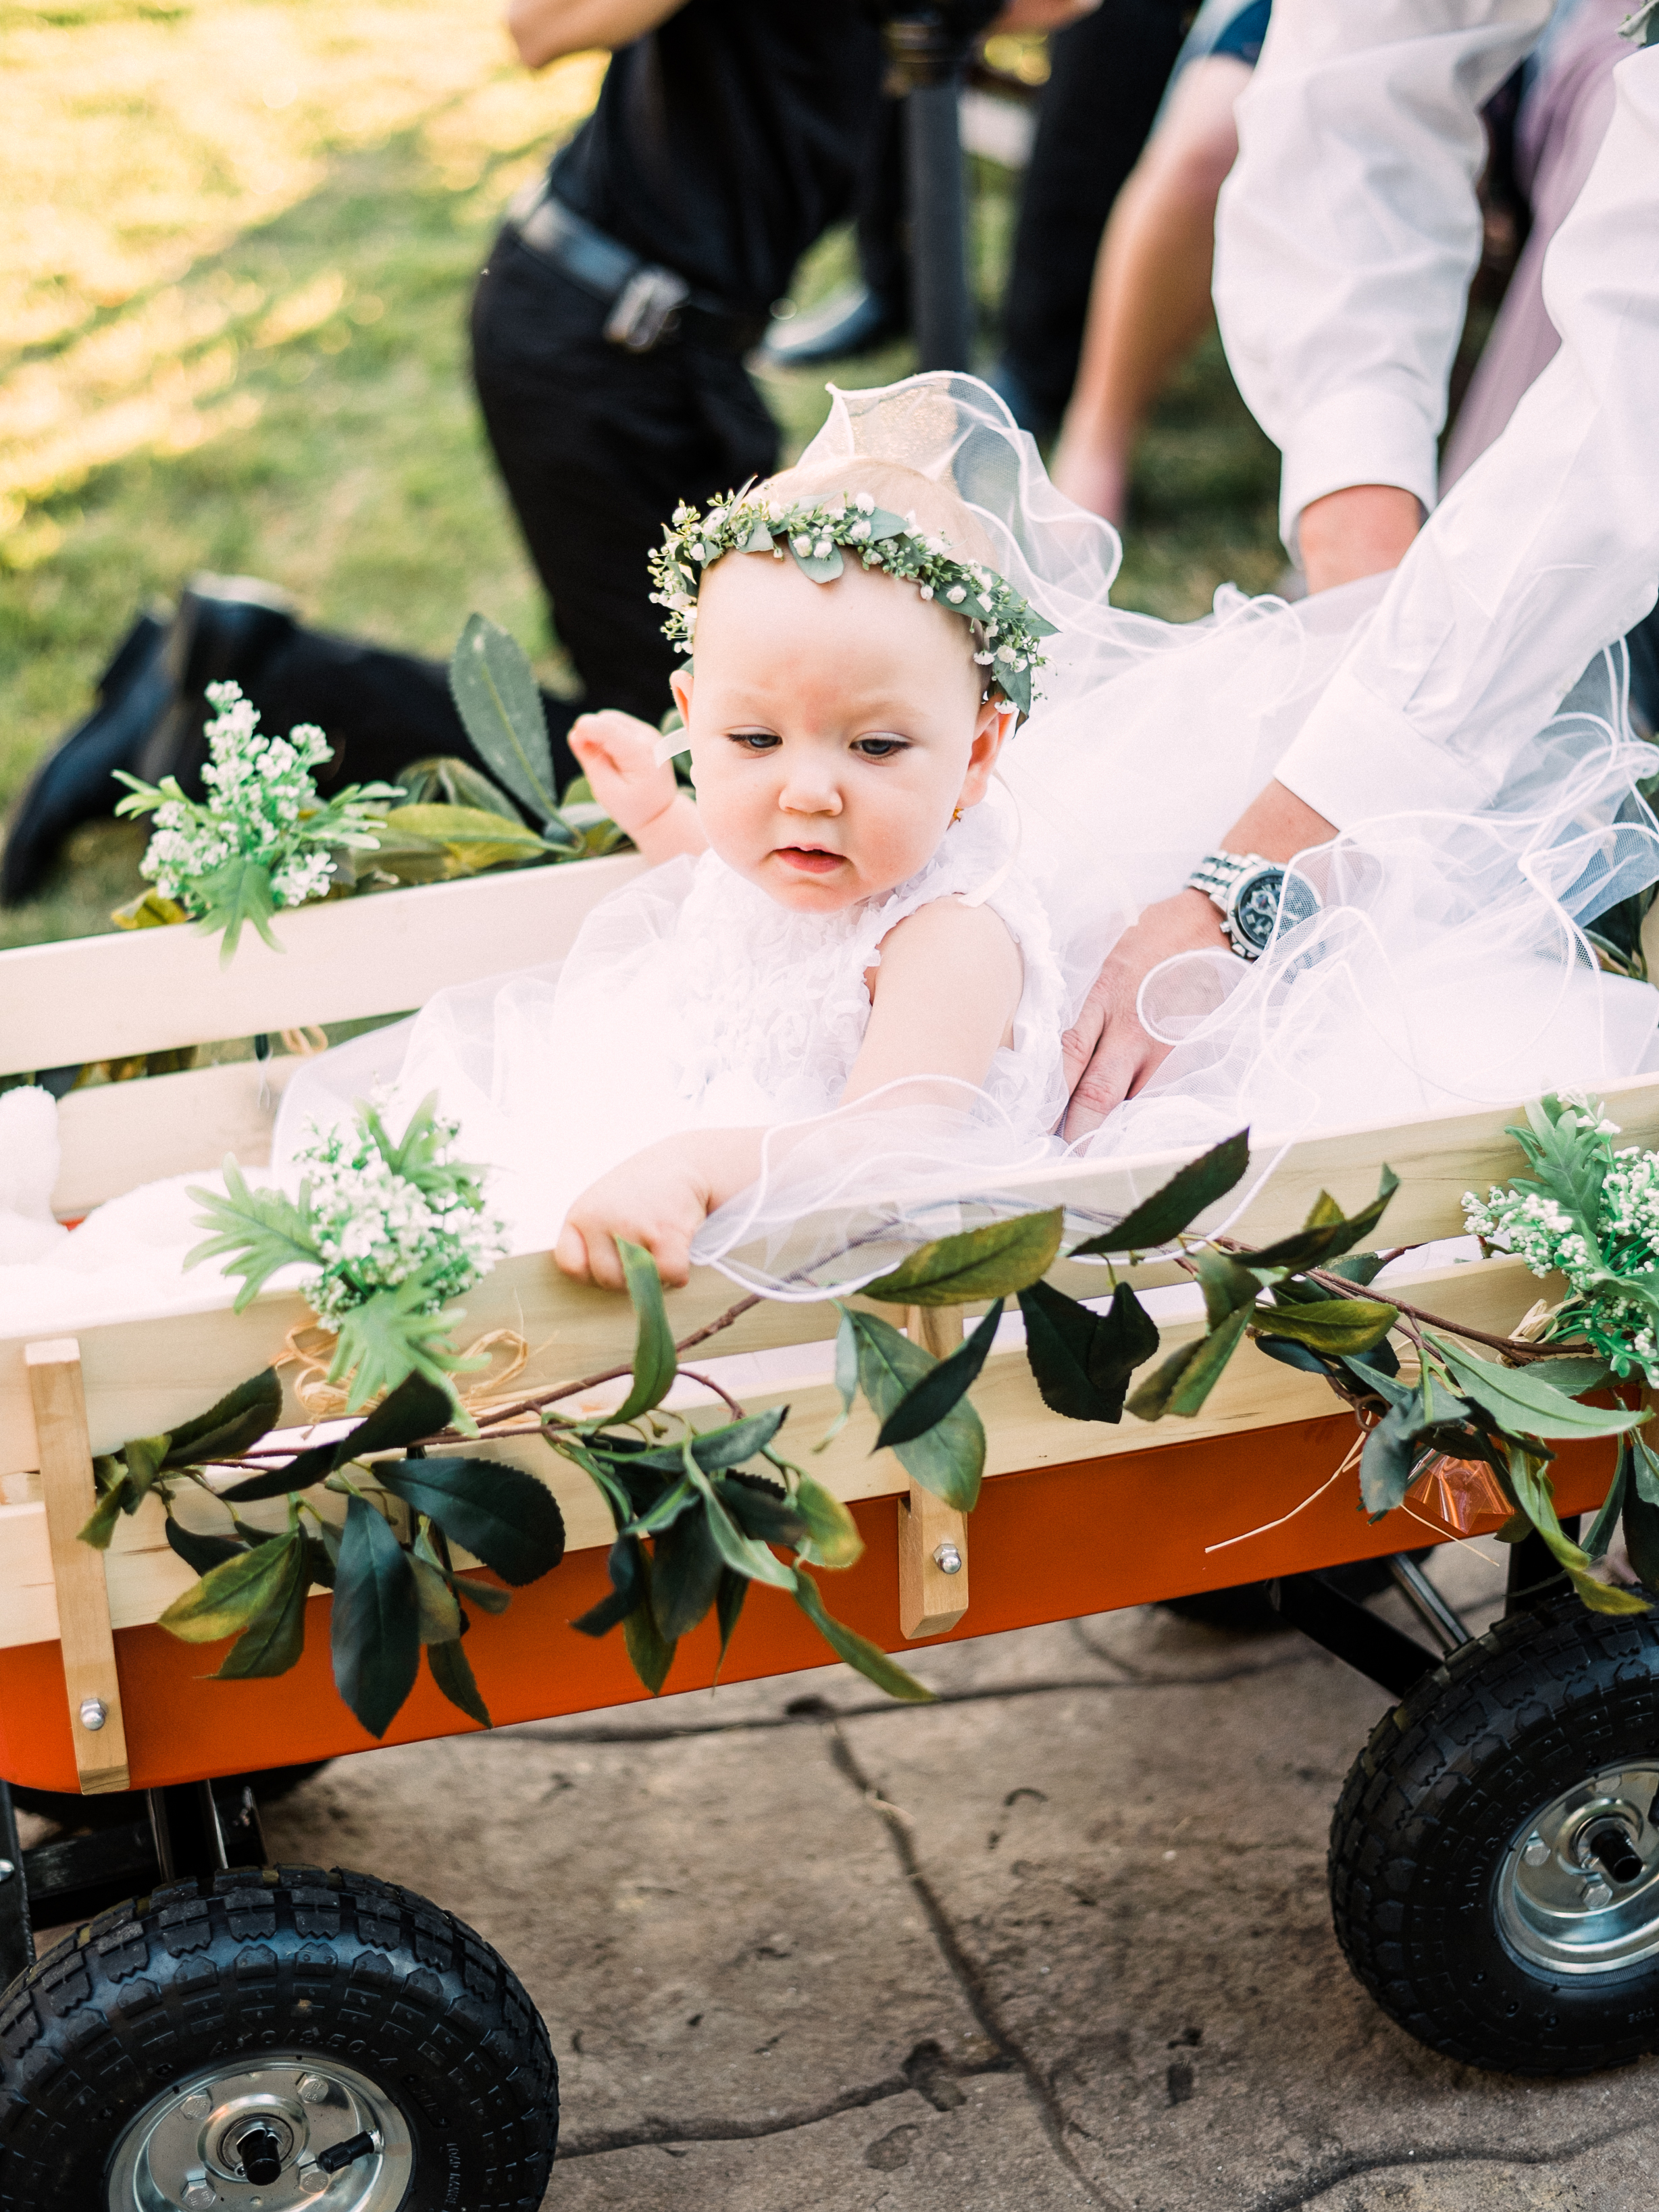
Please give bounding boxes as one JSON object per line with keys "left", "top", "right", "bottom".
{"left": 1463, "top": 1094, "right": 1659, "bottom": 1378}
{"left": 116, "top": 681, "right": 400, "bottom": 920}
{"left": 290, "top": 1099, "right": 507, "bottom": 1328}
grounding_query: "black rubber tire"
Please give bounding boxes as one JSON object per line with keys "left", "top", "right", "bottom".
{"left": 0, "top": 1863, "right": 556, "bottom": 2209}
{"left": 1329, "top": 1593, "right": 1659, "bottom": 2075}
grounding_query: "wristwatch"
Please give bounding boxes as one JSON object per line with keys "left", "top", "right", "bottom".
{"left": 1185, "top": 850, "right": 1321, "bottom": 960}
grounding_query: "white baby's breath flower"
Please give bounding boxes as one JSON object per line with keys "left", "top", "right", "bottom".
{"left": 855, "top": 492, "right": 875, "bottom": 514}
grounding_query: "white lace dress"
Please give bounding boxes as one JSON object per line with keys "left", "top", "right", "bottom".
{"left": 270, "top": 796, "right": 1071, "bottom": 1256}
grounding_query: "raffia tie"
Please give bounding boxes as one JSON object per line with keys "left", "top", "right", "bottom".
{"left": 277, "top": 1320, "right": 532, "bottom": 1424}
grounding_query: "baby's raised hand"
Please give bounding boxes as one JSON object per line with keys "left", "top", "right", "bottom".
{"left": 555, "top": 1134, "right": 713, "bottom": 1289}
{"left": 568, "top": 711, "right": 680, "bottom": 842}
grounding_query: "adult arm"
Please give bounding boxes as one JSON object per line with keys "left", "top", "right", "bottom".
{"left": 1213, "top": 0, "right": 1554, "bottom": 565}
{"left": 507, "top": 0, "right": 683, "bottom": 71}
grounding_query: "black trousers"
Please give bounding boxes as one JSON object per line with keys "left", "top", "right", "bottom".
{"left": 998, "top": 0, "right": 1191, "bottom": 434}
{"left": 240, "top": 231, "right": 778, "bottom": 800}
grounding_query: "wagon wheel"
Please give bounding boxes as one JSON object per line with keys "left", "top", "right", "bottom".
{"left": 1330, "top": 1593, "right": 1659, "bottom": 2074}
{"left": 0, "top": 1865, "right": 556, "bottom": 2210}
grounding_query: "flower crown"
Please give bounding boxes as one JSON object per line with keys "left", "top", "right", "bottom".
{"left": 648, "top": 488, "right": 1057, "bottom": 717}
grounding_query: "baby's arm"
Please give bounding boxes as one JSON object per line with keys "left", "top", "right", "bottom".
{"left": 557, "top": 1126, "right": 763, "bottom": 1289}
{"left": 845, "top": 898, "right": 1023, "bottom": 1102}
{"left": 567, "top": 710, "right": 707, "bottom": 865}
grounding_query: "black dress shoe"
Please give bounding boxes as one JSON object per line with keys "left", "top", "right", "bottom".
{"left": 132, "top": 573, "right": 299, "bottom": 797}
{"left": 763, "top": 284, "right": 907, "bottom": 367}
{"left": 0, "top": 611, "right": 174, "bottom": 906}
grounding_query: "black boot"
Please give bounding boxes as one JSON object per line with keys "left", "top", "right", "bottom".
{"left": 131, "top": 575, "right": 300, "bottom": 797}
{"left": 0, "top": 611, "right": 174, "bottom": 906}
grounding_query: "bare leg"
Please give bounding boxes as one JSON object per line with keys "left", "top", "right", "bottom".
{"left": 1050, "top": 55, "right": 1252, "bottom": 523}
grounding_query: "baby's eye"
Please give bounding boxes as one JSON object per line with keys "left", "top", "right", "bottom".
{"left": 852, "top": 736, "right": 908, "bottom": 759}
{"left": 728, "top": 729, "right": 780, "bottom": 752}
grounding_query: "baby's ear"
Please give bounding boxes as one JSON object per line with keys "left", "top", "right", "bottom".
{"left": 668, "top": 667, "right": 694, "bottom": 723}
{"left": 957, "top": 699, "right": 1015, "bottom": 808}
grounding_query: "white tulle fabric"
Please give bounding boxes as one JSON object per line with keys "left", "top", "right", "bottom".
{"left": 6, "top": 373, "right": 1659, "bottom": 1325}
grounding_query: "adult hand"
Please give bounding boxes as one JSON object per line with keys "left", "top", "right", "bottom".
{"left": 1061, "top": 888, "right": 1225, "bottom": 1139}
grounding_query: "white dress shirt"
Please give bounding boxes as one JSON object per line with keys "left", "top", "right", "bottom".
{"left": 1213, "top": 1, "right": 1659, "bottom": 827}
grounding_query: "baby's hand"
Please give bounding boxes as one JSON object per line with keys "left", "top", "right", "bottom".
{"left": 567, "top": 711, "right": 680, "bottom": 842}
{"left": 555, "top": 1134, "right": 714, "bottom": 1289}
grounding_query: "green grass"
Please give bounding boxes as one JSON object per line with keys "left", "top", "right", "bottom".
{"left": 1, "top": 32, "right": 1283, "bottom": 953}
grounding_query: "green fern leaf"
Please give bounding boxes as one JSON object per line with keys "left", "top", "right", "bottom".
{"left": 184, "top": 1157, "right": 320, "bottom": 1310}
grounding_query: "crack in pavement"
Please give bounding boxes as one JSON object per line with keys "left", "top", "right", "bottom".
{"left": 497, "top": 1649, "right": 1321, "bottom": 1751}
{"left": 554, "top": 2056, "right": 1017, "bottom": 2161}
{"left": 827, "top": 1723, "right": 1129, "bottom": 2212}
{"left": 1240, "top": 2111, "right": 1659, "bottom": 2212}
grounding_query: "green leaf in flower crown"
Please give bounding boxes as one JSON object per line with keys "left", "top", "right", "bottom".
{"left": 849, "top": 1310, "right": 984, "bottom": 1510}
{"left": 650, "top": 1501, "right": 725, "bottom": 1641}
{"left": 327, "top": 1272, "right": 474, "bottom": 1412}
{"left": 1017, "top": 1279, "right": 1158, "bottom": 1423}
{"left": 162, "top": 1367, "right": 284, "bottom": 1469}
{"left": 786, "top": 540, "right": 845, "bottom": 584}
{"left": 791, "top": 1471, "right": 863, "bottom": 1570}
{"left": 1437, "top": 1344, "right": 1650, "bottom": 1442}
{"left": 449, "top": 613, "right": 559, "bottom": 824}
{"left": 861, "top": 1212, "right": 1063, "bottom": 1306}
{"left": 1125, "top": 1306, "right": 1253, "bottom": 1422}
{"left": 1069, "top": 1130, "right": 1250, "bottom": 1258}
{"left": 159, "top": 1523, "right": 305, "bottom": 1643}
{"left": 875, "top": 1301, "right": 1002, "bottom": 1451}
{"left": 376, "top": 1456, "right": 565, "bottom": 1585}
{"left": 193, "top": 853, "right": 280, "bottom": 964}
{"left": 613, "top": 1239, "right": 678, "bottom": 1422}
{"left": 186, "top": 1158, "right": 319, "bottom": 1311}
{"left": 791, "top": 1567, "right": 934, "bottom": 1701}
{"left": 331, "top": 1494, "right": 420, "bottom": 1739}
{"left": 1231, "top": 1169, "right": 1400, "bottom": 1274}
{"left": 214, "top": 1529, "right": 310, "bottom": 1679}
{"left": 1254, "top": 1296, "right": 1399, "bottom": 1356}
{"left": 428, "top": 1630, "right": 492, "bottom": 1726}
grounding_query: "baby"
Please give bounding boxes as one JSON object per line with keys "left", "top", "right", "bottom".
{"left": 552, "top": 454, "right": 1059, "bottom": 1290}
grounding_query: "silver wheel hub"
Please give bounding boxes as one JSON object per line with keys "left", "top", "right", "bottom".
{"left": 1496, "top": 1764, "right": 1659, "bottom": 1976}
{"left": 107, "top": 2055, "right": 412, "bottom": 2211}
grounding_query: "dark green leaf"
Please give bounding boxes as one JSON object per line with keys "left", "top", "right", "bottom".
{"left": 714, "top": 1568, "right": 747, "bottom": 1677}
{"left": 222, "top": 1370, "right": 453, "bottom": 1502}
{"left": 571, "top": 1534, "right": 646, "bottom": 1637}
{"left": 1506, "top": 1450, "right": 1591, "bottom": 1573}
{"left": 650, "top": 1503, "right": 725, "bottom": 1641}
{"left": 449, "top": 612, "right": 558, "bottom": 823}
{"left": 861, "top": 1212, "right": 1063, "bottom": 1306}
{"left": 1623, "top": 1481, "right": 1659, "bottom": 1592}
{"left": 331, "top": 1495, "right": 420, "bottom": 1739}
{"left": 1017, "top": 1279, "right": 1158, "bottom": 1423}
{"left": 849, "top": 1309, "right": 984, "bottom": 1510}
{"left": 613, "top": 1239, "right": 678, "bottom": 1422}
{"left": 621, "top": 1408, "right": 789, "bottom": 1479}
{"left": 1326, "top": 1252, "right": 1389, "bottom": 1287}
{"left": 118, "top": 1435, "right": 169, "bottom": 1506}
{"left": 77, "top": 1475, "right": 132, "bottom": 1550}
{"left": 185, "top": 1158, "right": 318, "bottom": 1312}
{"left": 1232, "top": 1168, "right": 1400, "bottom": 1273}
{"left": 718, "top": 1469, "right": 809, "bottom": 1550}
{"left": 1069, "top": 1129, "right": 1250, "bottom": 1257}
{"left": 303, "top": 1533, "right": 336, "bottom": 1590}
{"left": 1254, "top": 1334, "right": 1335, "bottom": 1379}
{"left": 1254, "top": 1297, "right": 1399, "bottom": 1356}
{"left": 686, "top": 1456, "right": 797, "bottom": 1591}
{"left": 159, "top": 1525, "right": 305, "bottom": 1641}
{"left": 1439, "top": 1345, "right": 1651, "bottom": 1442}
{"left": 214, "top": 1535, "right": 309, "bottom": 1678}
{"left": 162, "top": 1368, "right": 284, "bottom": 1469}
{"left": 165, "top": 1517, "right": 249, "bottom": 1576}
{"left": 428, "top": 1630, "right": 493, "bottom": 1725}
{"left": 792, "top": 1568, "right": 934, "bottom": 1700}
{"left": 621, "top": 1549, "right": 677, "bottom": 1693}
{"left": 875, "top": 1300, "right": 1002, "bottom": 1449}
{"left": 1125, "top": 1307, "right": 1252, "bottom": 1421}
{"left": 1195, "top": 1248, "right": 1259, "bottom": 1329}
{"left": 375, "top": 1456, "right": 566, "bottom": 1585}
{"left": 1583, "top": 1445, "right": 1631, "bottom": 1563}
{"left": 1527, "top": 1354, "right": 1613, "bottom": 1393}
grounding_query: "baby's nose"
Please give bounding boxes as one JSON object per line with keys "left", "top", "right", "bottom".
{"left": 778, "top": 774, "right": 841, "bottom": 815}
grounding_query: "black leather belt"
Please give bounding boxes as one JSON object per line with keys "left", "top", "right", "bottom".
{"left": 507, "top": 182, "right": 767, "bottom": 356}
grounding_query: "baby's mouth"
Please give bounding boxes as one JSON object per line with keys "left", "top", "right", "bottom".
{"left": 774, "top": 846, "right": 844, "bottom": 876}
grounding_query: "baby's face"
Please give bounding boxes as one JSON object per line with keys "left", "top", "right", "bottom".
{"left": 673, "top": 550, "right": 1010, "bottom": 913}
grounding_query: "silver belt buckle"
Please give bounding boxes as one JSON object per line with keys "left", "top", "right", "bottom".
{"left": 605, "top": 266, "right": 688, "bottom": 351}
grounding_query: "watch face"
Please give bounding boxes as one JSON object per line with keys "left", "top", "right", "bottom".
{"left": 1232, "top": 865, "right": 1319, "bottom": 952}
